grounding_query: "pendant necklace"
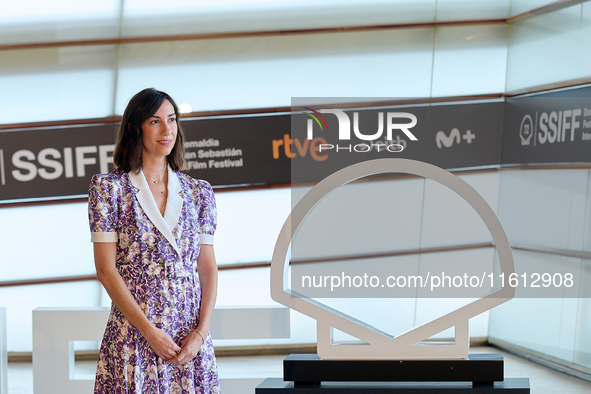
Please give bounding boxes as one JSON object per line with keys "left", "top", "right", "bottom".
{"left": 146, "top": 166, "right": 167, "bottom": 185}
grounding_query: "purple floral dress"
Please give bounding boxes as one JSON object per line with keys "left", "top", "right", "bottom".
{"left": 88, "top": 167, "right": 220, "bottom": 393}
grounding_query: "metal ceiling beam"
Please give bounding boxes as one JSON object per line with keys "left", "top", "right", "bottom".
{"left": 0, "top": 19, "right": 505, "bottom": 51}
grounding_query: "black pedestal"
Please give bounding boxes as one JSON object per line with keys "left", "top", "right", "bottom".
{"left": 255, "top": 354, "right": 531, "bottom": 393}
{"left": 284, "top": 353, "right": 504, "bottom": 386}
{"left": 256, "top": 378, "right": 531, "bottom": 393}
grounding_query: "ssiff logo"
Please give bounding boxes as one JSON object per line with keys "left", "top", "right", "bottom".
{"left": 520, "top": 115, "right": 534, "bottom": 145}
{"left": 521, "top": 108, "right": 583, "bottom": 146}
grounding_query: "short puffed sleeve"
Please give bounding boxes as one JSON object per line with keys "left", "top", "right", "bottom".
{"left": 88, "top": 174, "right": 119, "bottom": 242}
{"left": 196, "top": 180, "right": 217, "bottom": 245}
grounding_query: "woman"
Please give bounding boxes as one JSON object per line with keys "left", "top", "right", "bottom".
{"left": 88, "top": 88, "right": 220, "bottom": 393}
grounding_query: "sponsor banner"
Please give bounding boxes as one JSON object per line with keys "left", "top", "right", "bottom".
{"left": 289, "top": 99, "right": 505, "bottom": 183}
{"left": 0, "top": 115, "right": 291, "bottom": 203}
{"left": 0, "top": 124, "right": 117, "bottom": 202}
{"left": 2, "top": 87, "right": 590, "bottom": 203}
{"left": 502, "top": 87, "right": 591, "bottom": 165}
{"left": 0, "top": 101, "right": 510, "bottom": 203}
{"left": 182, "top": 115, "right": 291, "bottom": 187}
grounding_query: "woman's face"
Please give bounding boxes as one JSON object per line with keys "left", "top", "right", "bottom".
{"left": 141, "top": 99, "right": 178, "bottom": 161}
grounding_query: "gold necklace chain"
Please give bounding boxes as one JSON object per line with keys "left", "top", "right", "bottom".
{"left": 145, "top": 167, "right": 167, "bottom": 184}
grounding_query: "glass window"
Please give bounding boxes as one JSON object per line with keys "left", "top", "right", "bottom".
{"left": 431, "top": 25, "right": 508, "bottom": 97}
{"left": 497, "top": 169, "right": 588, "bottom": 251}
{"left": 121, "top": 0, "right": 437, "bottom": 37}
{"left": 437, "top": 0, "right": 510, "bottom": 21}
{"left": 0, "top": 202, "right": 95, "bottom": 281}
{"left": 0, "top": 46, "right": 117, "bottom": 124}
{"left": 506, "top": 4, "right": 586, "bottom": 92}
{"left": 115, "top": 29, "right": 434, "bottom": 114}
{"left": 0, "top": 282, "right": 103, "bottom": 352}
{"left": 0, "top": 0, "right": 120, "bottom": 45}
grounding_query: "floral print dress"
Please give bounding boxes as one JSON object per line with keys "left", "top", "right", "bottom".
{"left": 88, "top": 167, "right": 220, "bottom": 393}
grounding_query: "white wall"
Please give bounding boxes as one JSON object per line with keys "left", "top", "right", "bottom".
{"left": 0, "top": 172, "right": 501, "bottom": 352}
{"left": 489, "top": 169, "right": 591, "bottom": 370}
{"left": 506, "top": 2, "right": 591, "bottom": 92}
{"left": 1, "top": 0, "right": 591, "bottom": 363}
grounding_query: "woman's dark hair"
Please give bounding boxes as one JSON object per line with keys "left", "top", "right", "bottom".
{"left": 113, "top": 88, "right": 186, "bottom": 173}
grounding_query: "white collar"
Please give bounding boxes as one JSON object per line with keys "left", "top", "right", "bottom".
{"left": 128, "top": 166, "right": 183, "bottom": 257}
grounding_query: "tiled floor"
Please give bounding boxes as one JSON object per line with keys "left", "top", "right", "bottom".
{"left": 6, "top": 346, "right": 591, "bottom": 393}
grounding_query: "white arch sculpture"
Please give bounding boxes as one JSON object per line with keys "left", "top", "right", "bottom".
{"left": 271, "top": 158, "right": 515, "bottom": 359}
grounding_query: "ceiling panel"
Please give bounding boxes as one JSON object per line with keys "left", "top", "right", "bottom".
{"left": 0, "top": 0, "right": 121, "bottom": 45}
{"left": 120, "top": 0, "right": 437, "bottom": 37}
